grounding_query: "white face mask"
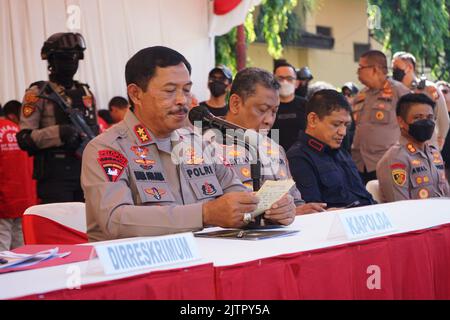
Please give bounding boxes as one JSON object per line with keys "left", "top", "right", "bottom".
{"left": 279, "top": 82, "right": 296, "bottom": 98}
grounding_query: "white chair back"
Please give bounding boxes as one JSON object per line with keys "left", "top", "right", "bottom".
{"left": 366, "top": 180, "right": 382, "bottom": 203}
{"left": 23, "top": 202, "right": 87, "bottom": 233}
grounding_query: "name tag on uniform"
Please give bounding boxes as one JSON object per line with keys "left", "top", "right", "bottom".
{"left": 95, "top": 233, "right": 201, "bottom": 275}
{"left": 328, "top": 209, "right": 396, "bottom": 240}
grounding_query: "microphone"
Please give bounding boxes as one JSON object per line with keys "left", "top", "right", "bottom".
{"left": 188, "top": 106, "right": 261, "bottom": 145}
{"left": 188, "top": 105, "right": 245, "bottom": 132}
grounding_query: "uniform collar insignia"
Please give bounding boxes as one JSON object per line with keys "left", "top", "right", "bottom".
{"left": 307, "top": 137, "right": 325, "bottom": 153}
{"left": 406, "top": 143, "right": 417, "bottom": 154}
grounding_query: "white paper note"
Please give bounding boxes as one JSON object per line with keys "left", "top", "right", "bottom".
{"left": 251, "top": 179, "right": 295, "bottom": 217}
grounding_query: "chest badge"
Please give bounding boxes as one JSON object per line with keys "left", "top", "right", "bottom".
{"left": 131, "top": 146, "right": 155, "bottom": 170}
{"left": 202, "top": 182, "right": 217, "bottom": 196}
{"left": 145, "top": 187, "right": 166, "bottom": 200}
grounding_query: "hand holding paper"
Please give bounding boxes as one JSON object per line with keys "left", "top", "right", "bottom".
{"left": 250, "top": 179, "right": 296, "bottom": 219}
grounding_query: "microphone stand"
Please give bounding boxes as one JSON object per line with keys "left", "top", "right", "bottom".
{"left": 194, "top": 117, "right": 280, "bottom": 229}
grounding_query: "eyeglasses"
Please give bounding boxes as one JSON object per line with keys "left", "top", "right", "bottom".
{"left": 275, "top": 76, "right": 296, "bottom": 82}
{"left": 358, "top": 65, "right": 374, "bottom": 71}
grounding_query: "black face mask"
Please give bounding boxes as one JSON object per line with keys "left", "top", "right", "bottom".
{"left": 208, "top": 81, "right": 227, "bottom": 97}
{"left": 408, "top": 119, "right": 435, "bottom": 142}
{"left": 48, "top": 53, "right": 80, "bottom": 87}
{"left": 393, "top": 68, "right": 406, "bottom": 82}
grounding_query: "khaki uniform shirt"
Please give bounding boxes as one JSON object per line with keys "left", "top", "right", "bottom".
{"left": 19, "top": 81, "right": 97, "bottom": 149}
{"left": 414, "top": 80, "right": 450, "bottom": 149}
{"left": 352, "top": 78, "right": 410, "bottom": 172}
{"left": 204, "top": 131, "right": 304, "bottom": 206}
{"left": 376, "top": 136, "right": 450, "bottom": 203}
{"left": 81, "top": 111, "right": 247, "bottom": 242}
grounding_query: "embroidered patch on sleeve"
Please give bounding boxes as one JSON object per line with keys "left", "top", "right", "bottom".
{"left": 390, "top": 163, "right": 407, "bottom": 187}
{"left": 97, "top": 150, "right": 128, "bottom": 182}
{"left": 22, "top": 105, "right": 36, "bottom": 118}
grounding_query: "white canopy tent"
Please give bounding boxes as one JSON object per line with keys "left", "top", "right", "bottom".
{"left": 0, "top": 0, "right": 217, "bottom": 109}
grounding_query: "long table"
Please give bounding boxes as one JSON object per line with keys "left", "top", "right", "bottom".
{"left": 1, "top": 199, "right": 449, "bottom": 300}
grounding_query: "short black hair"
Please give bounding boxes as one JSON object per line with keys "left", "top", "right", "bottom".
{"left": 273, "top": 59, "right": 296, "bottom": 76}
{"left": 108, "top": 96, "right": 129, "bottom": 110}
{"left": 3, "top": 100, "right": 21, "bottom": 118}
{"left": 306, "top": 89, "right": 352, "bottom": 119}
{"left": 230, "top": 67, "right": 280, "bottom": 102}
{"left": 125, "top": 46, "right": 191, "bottom": 95}
{"left": 396, "top": 93, "right": 435, "bottom": 120}
{"left": 361, "top": 50, "right": 388, "bottom": 74}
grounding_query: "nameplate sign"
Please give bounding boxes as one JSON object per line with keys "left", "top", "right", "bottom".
{"left": 328, "top": 209, "right": 396, "bottom": 241}
{"left": 95, "top": 233, "right": 201, "bottom": 275}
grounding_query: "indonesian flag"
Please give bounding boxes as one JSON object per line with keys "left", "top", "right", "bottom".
{"left": 209, "top": 0, "right": 262, "bottom": 36}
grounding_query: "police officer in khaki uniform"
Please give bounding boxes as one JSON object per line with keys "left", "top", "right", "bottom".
{"left": 204, "top": 67, "right": 327, "bottom": 214}
{"left": 377, "top": 93, "right": 450, "bottom": 202}
{"left": 81, "top": 47, "right": 296, "bottom": 241}
{"left": 17, "top": 33, "right": 98, "bottom": 204}
{"left": 392, "top": 51, "right": 450, "bottom": 150}
{"left": 352, "top": 50, "right": 410, "bottom": 184}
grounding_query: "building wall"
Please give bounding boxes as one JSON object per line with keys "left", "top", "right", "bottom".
{"left": 248, "top": 0, "right": 383, "bottom": 90}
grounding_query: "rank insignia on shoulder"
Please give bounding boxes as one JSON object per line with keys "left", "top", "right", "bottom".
{"left": 134, "top": 125, "right": 152, "bottom": 144}
{"left": 145, "top": 187, "right": 166, "bottom": 201}
{"left": 22, "top": 105, "right": 36, "bottom": 118}
{"left": 407, "top": 144, "right": 417, "bottom": 154}
{"left": 97, "top": 150, "right": 128, "bottom": 182}
{"left": 390, "top": 163, "right": 407, "bottom": 187}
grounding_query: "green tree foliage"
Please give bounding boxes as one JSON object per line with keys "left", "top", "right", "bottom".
{"left": 215, "top": 0, "right": 315, "bottom": 72}
{"left": 368, "top": 0, "right": 449, "bottom": 80}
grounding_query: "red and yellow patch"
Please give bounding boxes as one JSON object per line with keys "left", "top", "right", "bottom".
{"left": 134, "top": 125, "right": 152, "bottom": 144}
{"left": 418, "top": 188, "right": 430, "bottom": 199}
{"left": 97, "top": 150, "right": 128, "bottom": 182}
{"left": 391, "top": 163, "right": 407, "bottom": 187}
{"left": 22, "top": 105, "right": 36, "bottom": 118}
{"left": 24, "top": 91, "right": 39, "bottom": 104}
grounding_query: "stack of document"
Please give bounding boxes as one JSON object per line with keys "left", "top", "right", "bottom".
{"left": 0, "top": 247, "right": 71, "bottom": 270}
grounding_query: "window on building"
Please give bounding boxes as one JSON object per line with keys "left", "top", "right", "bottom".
{"left": 354, "top": 43, "right": 371, "bottom": 62}
{"left": 316, "top": 26, "right": 332, "bottom": 37}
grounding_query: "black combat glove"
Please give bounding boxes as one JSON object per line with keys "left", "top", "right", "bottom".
{"left": 59, "top": 124, "right": 82, "bottom": 151}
